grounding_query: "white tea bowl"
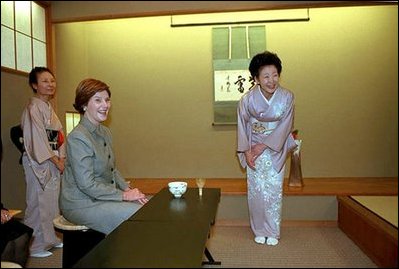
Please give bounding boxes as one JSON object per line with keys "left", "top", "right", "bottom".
{"left": 168, "top": 181, "right": 188, "bottom": 198}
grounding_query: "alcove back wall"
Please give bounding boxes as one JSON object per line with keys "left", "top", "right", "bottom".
{"left": 53, "top": 5, "right": 397, "bottom": 179}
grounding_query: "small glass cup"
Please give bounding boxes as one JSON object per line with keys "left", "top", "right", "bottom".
{"left": 195, "top": 178, "right": 206, "bottom": 196}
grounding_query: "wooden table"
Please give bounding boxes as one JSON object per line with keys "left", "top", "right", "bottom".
{"left": 74, "top": 188, "right": 221, "bottom": 268}
{"left": 130, "top": 187, "right": 220, "bottom": 223}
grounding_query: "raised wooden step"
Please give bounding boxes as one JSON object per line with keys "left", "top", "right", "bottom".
{"left": 128, "top": 177, "right": 398, "bottom": 196}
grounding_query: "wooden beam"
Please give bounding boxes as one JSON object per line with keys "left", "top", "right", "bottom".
{"left": 128, "top": 177, "right": 398, "bottom": 196}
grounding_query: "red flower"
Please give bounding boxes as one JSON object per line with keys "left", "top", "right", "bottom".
{"left": 292, "top": 129, "right": 299, "bottom": 140}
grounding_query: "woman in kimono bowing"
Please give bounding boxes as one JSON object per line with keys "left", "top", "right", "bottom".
{"left": 60, "top": 78, "right": 148, "bottom": 235}
{"left": 237, "top": 51, "right": 297, "bottom": 246}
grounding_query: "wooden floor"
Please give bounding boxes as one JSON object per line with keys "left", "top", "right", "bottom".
{"left": 128, "top": 177, "right": 398, "bottom": 196}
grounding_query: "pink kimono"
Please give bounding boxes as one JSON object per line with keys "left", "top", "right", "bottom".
{"left": 237, "top": 85, "right": 296, "bottom": 239}
{"left": 21, "top": 96, "right": 65, "bottom": 253}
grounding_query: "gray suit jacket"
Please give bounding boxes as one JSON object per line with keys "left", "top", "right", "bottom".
{"left": 60, "top": 116, "right": 129, "bottom": 211}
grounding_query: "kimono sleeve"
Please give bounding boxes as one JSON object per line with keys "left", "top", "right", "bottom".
{"left": 236, "top": 96, "right": 251, "bottom": 168}
{"left": 22, "top": 103, "right": 55, "bottom": 164}
{"left": 262, "top": 92, "right": 295, "bottom": 153}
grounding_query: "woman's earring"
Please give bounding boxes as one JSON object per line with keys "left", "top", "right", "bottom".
{"left": 83, "top": 107, "right": 87, "bottom": 112}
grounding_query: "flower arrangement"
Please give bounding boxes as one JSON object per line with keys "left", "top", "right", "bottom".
{"left": 289, "top": 129, "right": 303, "bottom": 187}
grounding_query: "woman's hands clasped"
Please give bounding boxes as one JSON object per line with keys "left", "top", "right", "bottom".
{"left": 123, "top": 187, "right": 148, "bottom": 205}
{"left": 51, "top": 156, "right": 65, "bottom": 174}
{"left": 245, "top": 143, "right": 267, "bottom": 170}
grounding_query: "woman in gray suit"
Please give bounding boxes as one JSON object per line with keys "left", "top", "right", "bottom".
{"left": 60, "top": 78, "right": 148, "bottom": 235}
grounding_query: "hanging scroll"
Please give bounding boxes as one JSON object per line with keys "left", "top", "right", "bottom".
{"left": 212, "top": 25, "right": 265, "bottom": 124}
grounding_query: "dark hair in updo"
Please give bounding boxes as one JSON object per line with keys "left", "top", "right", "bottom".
{"left": 28, "top": 67, "right": 55, "bottom": 93}
{"left": 73, "top": 78, "right": 111, "bottom": 114}
{"left": 249, "top": 51, "right": 282, "bottom": 79}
